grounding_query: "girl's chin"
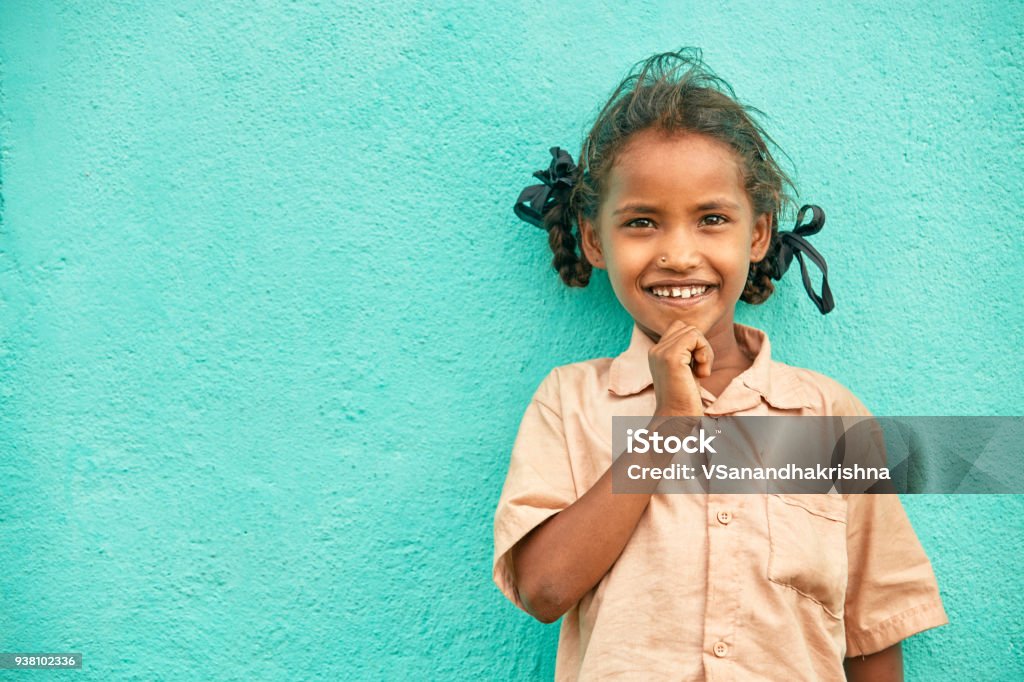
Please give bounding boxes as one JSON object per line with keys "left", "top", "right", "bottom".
{"left": 636, "top": 317, "right": 712, "bottom": 344}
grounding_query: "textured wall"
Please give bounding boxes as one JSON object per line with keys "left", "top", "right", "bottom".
{"left": 1, "top": 1, "right": 1021, "bottom": 680}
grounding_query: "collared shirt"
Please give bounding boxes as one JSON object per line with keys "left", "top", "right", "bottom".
{"left": 493, "top": 322, "right": 948, "bottom": 681}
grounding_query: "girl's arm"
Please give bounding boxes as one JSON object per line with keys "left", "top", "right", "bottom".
{"left": 512, "top": 322, "right": 712, "bottom": 623}
{"left": 844, "top": 643, "right": 903, "bottom": 682}
{"left": 510, "top": 424, "right": 680, "bottom": 623}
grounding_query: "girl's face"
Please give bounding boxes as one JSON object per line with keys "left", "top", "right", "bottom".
{"left": 580, "top": 129, "right": 772, "bottom": 343}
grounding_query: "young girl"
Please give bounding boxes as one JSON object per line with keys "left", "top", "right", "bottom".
{"left": 493, "top": 49, "right": 947, "bottom": 681}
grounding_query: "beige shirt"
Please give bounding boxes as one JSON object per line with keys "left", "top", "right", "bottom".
{"left": 493, "top": 322, "right": 948, "bottom": 681}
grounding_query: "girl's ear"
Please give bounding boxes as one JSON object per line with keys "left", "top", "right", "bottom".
{"left": 579, "top": 216, "right": 607, "bottom": 270}
{"left": 750, "top": 212, "right": 772, "bottom": 263}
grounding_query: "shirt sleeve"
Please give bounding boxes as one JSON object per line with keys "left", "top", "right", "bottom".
{"left": 839, "top": 392, "right": 950, "bottom": 656}
{"left": 492, "top": 368, "right": 578, "bottom": 613}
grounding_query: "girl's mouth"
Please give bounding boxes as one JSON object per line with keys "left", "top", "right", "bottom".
{"left": 645, "top": 284, "right": 716, "bottom": 307}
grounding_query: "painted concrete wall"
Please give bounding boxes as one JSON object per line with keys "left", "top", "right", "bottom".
{"left": 1, "top": 1, "right": 1021, "bottom": 679}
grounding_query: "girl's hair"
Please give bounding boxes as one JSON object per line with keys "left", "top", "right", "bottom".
{"left": 546, "top": 47, "right": 796, "bottom": 305}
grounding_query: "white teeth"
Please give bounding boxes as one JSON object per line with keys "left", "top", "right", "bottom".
{"left": 651, "top": 285, "right": 710, "bottom": 299}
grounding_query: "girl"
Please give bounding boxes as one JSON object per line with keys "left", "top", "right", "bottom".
{"left": 493, "top": 49, "right": 947, "bottom": 681}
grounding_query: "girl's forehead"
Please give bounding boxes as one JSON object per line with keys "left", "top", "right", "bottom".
{"left": 605, "top": 130, "right": 747, "bottom": 202}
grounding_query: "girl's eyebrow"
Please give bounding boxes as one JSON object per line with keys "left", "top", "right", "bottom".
{"left": 693, "top": 199, "right": 742, "bottom": 211}
{"left": 613, "top": 199, "right": 741, "bottom": 215}
{"left": 613, "top": 203, "right": 661, "bottom": 215}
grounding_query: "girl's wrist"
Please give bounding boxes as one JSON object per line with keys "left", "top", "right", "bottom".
{"left": 653, "top": 405, "right": 704, "bottom": 418}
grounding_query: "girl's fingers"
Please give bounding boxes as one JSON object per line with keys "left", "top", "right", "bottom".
{"left": 657, "top": 321, "right": 698, "bottom": 352}
{"left": 654, "top": 322, "right": 714, "bottom": 377}
{"left": 654, "top": 324, "right": 695, "bottom": 368}
{"left": 690, "top": 334, "right": 714, "bottom": 378}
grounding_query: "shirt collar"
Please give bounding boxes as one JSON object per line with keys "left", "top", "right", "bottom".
{"left": 607, "top": 322, "right": 814, "bottom": 412}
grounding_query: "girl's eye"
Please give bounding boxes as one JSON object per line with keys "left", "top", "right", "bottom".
{"left": 625, "top": 218, "right": 655, "bottom": 228}
{"left": 701, "top": 214, "right": 728, "bottom": 227}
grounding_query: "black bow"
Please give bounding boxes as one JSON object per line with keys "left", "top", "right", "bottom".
{"left": 772, "top": 204, "right": 835, "bottom": 315}
{"left": 513, "top": 147, "right": 578, "bottom": 229}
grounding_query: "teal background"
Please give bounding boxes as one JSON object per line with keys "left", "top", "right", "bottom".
{"left": 1, "top": 1, "right": 1021, "bottom": 680}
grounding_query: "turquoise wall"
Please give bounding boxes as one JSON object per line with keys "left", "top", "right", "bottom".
{"left": 1, "top": 1, "right": 1021, "bottom": 679}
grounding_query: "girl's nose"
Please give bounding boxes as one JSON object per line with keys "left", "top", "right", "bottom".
{"left": 656, "top": 231, "right": 701, "bottom": 270}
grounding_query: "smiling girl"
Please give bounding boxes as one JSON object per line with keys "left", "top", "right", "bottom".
{"left": 493, "top": 49, "right": 947, "bottom": 681}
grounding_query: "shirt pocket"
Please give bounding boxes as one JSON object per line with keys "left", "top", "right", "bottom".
{"left": 766, "top": 493, "right": 848, "bottom": 620}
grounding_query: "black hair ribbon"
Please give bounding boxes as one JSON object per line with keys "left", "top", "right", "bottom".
{"left": 772, "top": 204, "right": 835, "bottom": 314}
{"left": 513, "top": 147, "right": 578, "bottom": 229}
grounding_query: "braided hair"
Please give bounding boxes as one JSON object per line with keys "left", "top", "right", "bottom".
{"left": 535, "top": 48, "right": 796, "bottom": 305}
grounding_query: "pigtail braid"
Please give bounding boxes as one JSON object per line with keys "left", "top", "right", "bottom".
{"left": 544, "top": 201, "right": 592, "bottom": 287}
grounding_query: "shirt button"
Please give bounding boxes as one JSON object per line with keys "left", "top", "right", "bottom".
{"left": 713, "top": 641, "right": 728, "bottom": 657}
{"left": 717, "top": 510, "right": 732, "bottom": 525}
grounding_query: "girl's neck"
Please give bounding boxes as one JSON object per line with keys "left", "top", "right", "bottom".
{"left": 704, "top": 321, "right": 754, "bottom": 371}
{"left": 699, "top": 321, "right": 756, "bottom": 397}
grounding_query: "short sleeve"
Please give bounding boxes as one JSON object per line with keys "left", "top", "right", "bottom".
{"left": 840, "top": 397, "right": 949, "bottom": 655}
{"left": 843, "top": 492, "right": 949, "bottom": 655}
{"left": 492, "top": 369, "right": 578, "bottom": 613}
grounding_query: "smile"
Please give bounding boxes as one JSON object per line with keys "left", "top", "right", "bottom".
{"left": 645, "top": 284, "right": 716, "bottom": 306}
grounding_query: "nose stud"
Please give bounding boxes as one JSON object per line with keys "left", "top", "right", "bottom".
{"left": 660, "top": 256, "right": 667, "bottom": 263}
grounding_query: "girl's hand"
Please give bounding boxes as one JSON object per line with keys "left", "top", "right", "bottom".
{"left": 648, "top": 320, "right": 713, "bottom": 416}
